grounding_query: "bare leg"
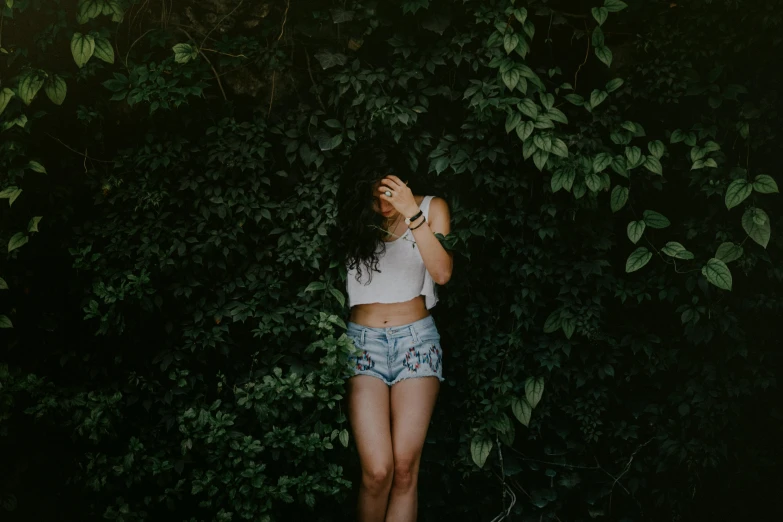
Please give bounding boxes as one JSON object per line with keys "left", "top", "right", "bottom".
{"left": 347, "top": 375, "right": 394, "bottom": 522}
{"left": 385, "top": 377, "right": 440, "bottom": 522}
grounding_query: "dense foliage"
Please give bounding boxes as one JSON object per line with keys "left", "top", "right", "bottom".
{"left": 2, "top": 0, "right": 782, "bottom": 520}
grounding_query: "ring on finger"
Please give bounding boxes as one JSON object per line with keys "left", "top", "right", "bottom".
{"left": 384, "top": 190, "right": 392, "bottom": 197}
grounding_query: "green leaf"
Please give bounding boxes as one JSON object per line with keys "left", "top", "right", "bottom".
{"left": 593, "top": 152, "right": 612, "bottom": 173}
{"left": 592, "top": 7, "right": 609, "bottom": 25}
{"left": 724, "top": 179, "right": 752, "bottom": 210}
{"left": 513, "top": 7, "right": 528, "bottom": 24}
{"left": 0, "top": 315, "right": 12, "bottom": 329}
{"left": 585, "top": 172, "right": 603, "bottom": 192}
{"left": 329, "top": 288, "right": 345, "bottom": 307}
{"left": 518, "top": 98, "right": 538, "bottom": 119}
{"left": 626, "top": 247, "right": 652, "bottom": 273}
{"left": 643, "top": 210, "right": 670, "bottom": 229}
{"left": 304, "top": 281, "right": 325, "bottom": 293}
{"left": 546, "top": 108, "right": 568, "bottom": 124}
{"left": 44, "top": 75, "right": 67, "bottom": 105}
{"left": 319, "top": 134, "right": 343, "bottom": 151}
{"left": 753, "top": 174, "right": 779, "bottom": 194}
{"left": 543, "top": 310, "right": 561, "bottom": 333}
{"left": 77, "top": 0, "right": 104, "bottom": 23}
{"left": 539, "top": 93, "right": 555, "bottom": 111}
{"left": 522, "top": 20, "right": 535, "bottom": 41}
{"left": 71, "top": 33, "right": 95, "bottom": 68}
{"left": 26, "top": 160, "right": 46, "bottom": 174}
{"left": 742, "top": 207, "right": 770, "bottom": 249}
{"left": 501, "top": 69, "right": 520, "bottom": 91}
{"left": 533, "top": 150, "right": 549, "bottom": 171}
{"left": 8, "top": 232, "right": 28, "bottom": 253}
{"left": 611, "top": 156, "right": 629, "bottom": 177}
{"left": 511, "top": 398, "right": 532, "bottom": 427}
{"left": 173, "top": 43, "right": 198, "bottom": 64}
{"left": 562, "top": 317, "right": 575, "bottom": 339}
{"left": 28, "top": 216, "right": 43, "bottom": 233}
{"left": 604, "top": 0, "right": 628, "bottom": 12}
{"left": 314, "top": 50, "right": 347, "bottom": 70}
{"left": 564, "top": 94, "right": 584, "bottom": 106}
{"left": 93, "top": 37, "right": 115, "bottom": 64}
{"left": 605, "top": 78, "right": 624, "bottom": 92}
{"left": 627, "top": 220, "right": 646, "bottom": 244}
{"left": 590, "top": 89, "right": 608, "bottom": 108}
{"left": 690, "top": 146, "right": 706, "bottom": 163}
{"left": 0, "top": 87, "right": 14, "bottom": 115}
{"left": 625, "top": 146, "right": 642, "bottom": 168}
{"left": 702, "top": 258, "right": 732, "bottom": 291}
{"left": 592, "top": 26, "right": 605, "bottom": 48}
{"left": 647, "top": 140, "right": 665, "bottom": 159}
{"left": 0, "top": 277, "right": 8, "bottom": 290}
{"left": 17, "top": 70, "right": 45, "bottom": 106}
{"left": 0, "top": 186, "right": 18, "bottom": 199}
{"left": 595, "top": 46, "right": 612, "bottom": 67}
{"left": 644, "top": 156, "right": 663, "bottom": 176}
{"left": 550, "top": 138, "right": 568, "bottom": 158}
{"left": 104, "top": 0, "right": 124, "bottom": 21}
{"left": 339, "top": 429, "right": 349, "bottom": 448}
{"left": 5, "top": 188, "right": 22, "bottom": 207}
{"left": 661, "top": 242, "right": 694, "bottom": 260}
{"left": 504, "top": 33, "right": 519, "bottom": 55}
{"left": 516, "top": 121, "right": 534, "bottom": 142}
{"left": 610, "top": 186, "right": 629, "bottom": 213}
{"left": 670, "top": 129, "right": 686, "bottom": 144}
{"left": 505, "top": 112, "right": 522, "bottom": 134}
{"left": 525, "top": 376, "right": 545, "bottom": 408}
{"left": 470, "top": 437, "right": 493, "bottom": 468}
{"left": 715, "top": 242, "right": 743, "bottom": 263}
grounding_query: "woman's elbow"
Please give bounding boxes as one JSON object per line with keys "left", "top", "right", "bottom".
{"left": 433, "top": 268, "right": 452, "bottom": 286}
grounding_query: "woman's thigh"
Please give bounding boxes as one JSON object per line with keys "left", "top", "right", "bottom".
{"left": 347, "top": 375, "right": 394, "bottom": 471}
{"left": 390, "top": 377, "right": 440, "bottom": 467}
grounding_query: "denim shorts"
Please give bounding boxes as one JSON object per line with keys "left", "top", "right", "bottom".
{"left": 345, "top": 315, "right": 445, "bottom": 386}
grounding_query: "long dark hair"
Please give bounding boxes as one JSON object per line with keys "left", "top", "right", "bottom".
{"left": 336, "top": 139, "right": 414, "bottom": 283}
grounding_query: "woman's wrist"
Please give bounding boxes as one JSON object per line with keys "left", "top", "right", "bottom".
{"left": 404, "top": 205, "right": 421, "bottom": 219}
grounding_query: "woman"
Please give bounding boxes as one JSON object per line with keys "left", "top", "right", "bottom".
{"left": 337, "top": 142, "right": 453, "bottom": 522}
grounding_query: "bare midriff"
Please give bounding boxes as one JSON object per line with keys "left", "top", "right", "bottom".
{"left": 348, "top": 296, "right": 429, "bottom": 328}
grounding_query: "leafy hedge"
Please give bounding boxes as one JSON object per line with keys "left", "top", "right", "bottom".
{"left": 2, "top": 1, "right": 782, "bottom": 521}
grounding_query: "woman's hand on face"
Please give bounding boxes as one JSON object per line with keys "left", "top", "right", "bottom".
{"left": 378, "top": 175, "right": 418, "bottom": 217}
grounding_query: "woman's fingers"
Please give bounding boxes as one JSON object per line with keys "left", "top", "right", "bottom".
{"left": 386, "top": 174, "right": 405, "bottom": 186}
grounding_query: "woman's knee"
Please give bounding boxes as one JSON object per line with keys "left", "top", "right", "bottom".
{"left": 391, "top": 457, "right": 418, "bottom": 492}
{"left": 362, "top": 462, "right": 394, "bottom": 496}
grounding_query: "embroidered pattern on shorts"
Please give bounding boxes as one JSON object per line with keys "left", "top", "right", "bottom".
{"left": 355, "top": 350, "right": 375, "bottom": 371}
{"left": 427, "top": 344, "right": 442, "bottom": 373}
{"left": 404, "top": 344, "right": 441, "bottom": 374}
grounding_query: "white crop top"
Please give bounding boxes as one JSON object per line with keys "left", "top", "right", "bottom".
{"left": 346, "top": 195, "right": 439, "bottom": 309}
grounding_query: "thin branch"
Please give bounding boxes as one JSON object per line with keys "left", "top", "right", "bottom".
{"left": 304, "top": 45, "right": 327, "bottom": 111}
{"left": 178, "top": 28, "right": 227, "bottom": 101}
{"left": 201, "top": 0, "right": 245, "bottom": 49}
{"left": 46, "top": 133, "right": 115, "bottom": 164}
{"left": 201, "top": 48, "right": 247, "bottom": 59}
{"left": 608, "top": 437, "right": 654, "bottom": 514}
{"left": 124, "top": 28, "right": 155, "bottom": 69}
{"left": 278, "top": 0, "right": 291, "bottom": 41}
{"left": 268, "top": 71, "right": 276, "bottom": 117}
{"left": 574, "top": 21, "right": 590, "bottom": 90}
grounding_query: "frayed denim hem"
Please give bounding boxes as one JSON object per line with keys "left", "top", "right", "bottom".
{"left": 349, "top": 370, "right": 393, "bottom": 386}
{"left": 390, "top": 373, "right": 445, "bottom": 386}
{"left": 348, "top": 371, "right": 444, "bottom": 387}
